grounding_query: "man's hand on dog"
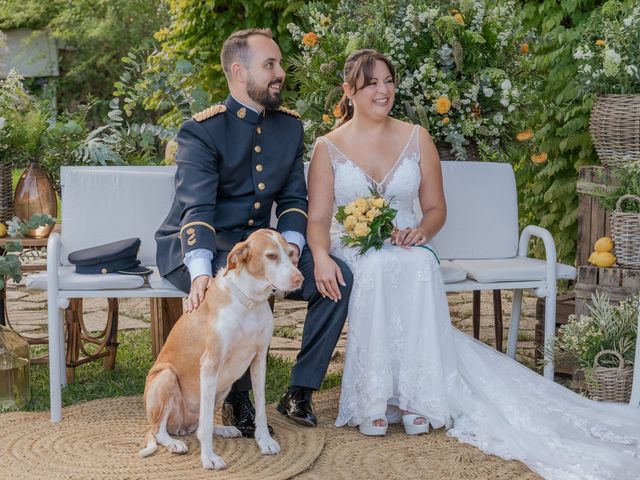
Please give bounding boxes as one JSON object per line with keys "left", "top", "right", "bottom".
{"left": 187, "top": 275, "right": 211, "bottom": 312}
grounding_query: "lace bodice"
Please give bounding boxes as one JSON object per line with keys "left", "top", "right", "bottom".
{"left": 317, "top": 125, "right": 421, "bottom": 235}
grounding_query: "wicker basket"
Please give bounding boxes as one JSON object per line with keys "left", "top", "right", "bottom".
{"left": 0, "top": 161, "right": 13, "bottom": 224}
{"left": 610, "top": 194, "right": 640, "bottom": 269}
{"left": 589, "top": 94, "right": 640, "bottom": 168}
{"left": 588, "top": 350, "right": 633, "bottom": 403}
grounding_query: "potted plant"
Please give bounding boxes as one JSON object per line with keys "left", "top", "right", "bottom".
{"left": 288, "top": 0, "right": 532, "bottom": 161}
{"left": 597, "top": 161, "right": 640, "bottom": 268}
{"left": 548, "top": 292, "right": 637, "bottom": 402}
{"left": 573, "top": 3, "right": 640, "bottom": 167}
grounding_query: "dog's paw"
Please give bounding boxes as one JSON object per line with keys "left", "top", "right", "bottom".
{"left": 257, "top": 436, "right": 281, "bottom": 455}
{"left": 201, "top": 452, "right": 227, "bottom": 470}
{"left": 214, "top": 425, "right": 242, "bottom": 438}
{"left": 167, "top": 439, "right": 188, "bottom": 454}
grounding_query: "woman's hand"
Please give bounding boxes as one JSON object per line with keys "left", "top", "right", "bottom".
{"left": 186, "top": 275, "right": 211, "bottom": 312}
{"left": 391, "top": 227, "right": 428, "bottom": 247}
{"left": 313, "top": 254, "right": 346, "bottom": 302}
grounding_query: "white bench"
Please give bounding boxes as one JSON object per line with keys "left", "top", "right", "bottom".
{"left": 38, "top": 162, "right": 576, "bottom": 422}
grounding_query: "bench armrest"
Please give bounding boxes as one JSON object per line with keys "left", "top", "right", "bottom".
{"left": 518, "top": 225, "right": 557, "bottom": 294}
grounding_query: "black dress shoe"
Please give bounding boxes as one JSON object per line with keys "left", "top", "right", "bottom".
{"left": 276, "top": 388, "right": 317, "bottom": 427}
{"left": 222, "top": 396, "right": 274, "bottom": 438}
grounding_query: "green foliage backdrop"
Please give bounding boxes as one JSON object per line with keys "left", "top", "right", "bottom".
{"left": 517, "top": 0, "right": 636, "bottom": 263}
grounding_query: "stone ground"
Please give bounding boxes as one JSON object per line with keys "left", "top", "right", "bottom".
{"left": 7, "top": 279, "right": 541, "bottom": 375}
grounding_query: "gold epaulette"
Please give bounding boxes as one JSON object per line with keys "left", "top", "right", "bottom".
{"left": 277, "top": 106, "right": 301, "bottom": 119}
{"left": 192, "top": 104, "right": 227, "bottom": 122}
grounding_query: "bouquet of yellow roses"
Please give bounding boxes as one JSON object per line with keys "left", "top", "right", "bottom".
{"left": 335, "top": 191, "right": 397, "bottom": 255}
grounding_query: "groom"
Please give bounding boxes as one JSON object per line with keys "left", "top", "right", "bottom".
{"left": 155, "top": 28, "right": 353, "bottom": 436}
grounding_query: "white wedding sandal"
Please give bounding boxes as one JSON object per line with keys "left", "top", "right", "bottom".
{"left": 402, "top": 414, "right": 429, "bottom": 435}
{"left": 358, "top": 418, "right": 388, "bottom": 436}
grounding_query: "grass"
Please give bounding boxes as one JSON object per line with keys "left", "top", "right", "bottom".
{"left": 10, "top": 328, "right": 341, "bottom": 412}
{"left": 273, "top": 325, "right": 299, "bottom": 339}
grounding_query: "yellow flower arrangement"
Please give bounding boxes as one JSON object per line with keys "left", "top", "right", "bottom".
{"left": 516, "top": 130, "right": 534, "bottom": 141}
{"left": 435, "top": 96, "right": 451, "bottom": 115}
{"left": 335, "top": 192, "right": 397, "bottom": 254}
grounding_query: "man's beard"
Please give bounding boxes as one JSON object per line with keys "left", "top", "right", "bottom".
{"left": 247, "top": 78, "right": 284, "bottom": 110}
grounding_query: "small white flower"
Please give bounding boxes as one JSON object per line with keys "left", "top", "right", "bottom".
{"left": 626, "top": 65, "right": 638, "bottom": 77}
{"left": 500, "top": 79, "right": 512, "bottom": 91}
{"left": 493, "top": 112, "right": 504, "bottom": 124}
{"left": 604, "top": 49, "right": 621, "bottom": 65}
{"left": 508, "top": 104, "right": 516, "bottom": 112}
{"left": 623, "top": 17, "right": 633, "bottom": 27}
{"left": 0, "top": 117, "right": 5, "bottom": 130}
{"left": 500, "top": 98, "right": 509, "bottom": 107}
{"left": 483, "top": 87, "right": 494, "bottom": 97}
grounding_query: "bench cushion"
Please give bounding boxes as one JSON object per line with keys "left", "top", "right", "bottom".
{"left": 26, "top": 268, "right": 145, "bottom": 291}
{"left": 147, "top": 267, "right": 180, "bottom": 290}
{"left": 452, "top": 258, "right": 577, "bottom": 283}
{"left": 440, "top": 260, "right": 467, "bottom": 284}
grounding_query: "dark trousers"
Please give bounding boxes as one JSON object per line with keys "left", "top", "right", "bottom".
{"left": 165, "top": 246, "right": 353, "bottom": 393}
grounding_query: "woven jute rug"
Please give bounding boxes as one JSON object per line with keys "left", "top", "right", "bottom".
{"left": 0, "top": 389, "right": 540, "bottom": 480}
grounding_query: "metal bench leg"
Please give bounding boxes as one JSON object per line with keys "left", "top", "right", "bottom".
{"left": 507, "top": 289, "right": 523, "bottom": 359}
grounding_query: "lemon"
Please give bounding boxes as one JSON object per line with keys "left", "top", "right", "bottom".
{"left": 588, "top": 251, "right": 598, "bottom": 264}
{"left": 0, "top": 223, "right": 6, "bottom": 238}
{"left": 594, "top": 236, "right": 614, "bottom": 253}
{"left": 591, "top": 251, "right": 616, "bottom": 268}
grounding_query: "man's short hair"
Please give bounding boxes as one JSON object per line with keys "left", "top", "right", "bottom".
{"left": 220, "top": 28, "right": 273, "bottom": 78}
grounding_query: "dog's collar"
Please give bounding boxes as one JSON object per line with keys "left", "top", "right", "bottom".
{"left": 227, "top": 278, "right": 261, "bottom": 309}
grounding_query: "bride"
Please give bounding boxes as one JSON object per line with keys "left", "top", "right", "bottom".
{"left": 306, "top": 49, "right": 640, "bottom": 480}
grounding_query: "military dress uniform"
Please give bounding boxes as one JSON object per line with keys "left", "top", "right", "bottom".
{"left": 155, "top": 95, "right": 352, "bottom": 398}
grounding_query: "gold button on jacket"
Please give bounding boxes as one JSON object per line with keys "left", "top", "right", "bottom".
{"left": 258, "top": 182, "right": 266, "bottom": 190}
{"left": 256, "top": 164, "right": 263, "bottom": 172}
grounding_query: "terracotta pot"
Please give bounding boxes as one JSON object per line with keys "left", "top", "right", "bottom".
{"left": 13, "top": 162, "right": 57, "bottom": 238}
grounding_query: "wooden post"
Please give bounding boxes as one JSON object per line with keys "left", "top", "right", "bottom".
{"left": 150, "top": 298, "right": 183, "bottom": 358}
{"left": 103, "top": 298, "right": 119, "bottom": 370}
{"left": 492, "top": 289, "right": 503, "bottom": 352}
{"left": 472, "top": 290, "right": 481, "bottom": 339}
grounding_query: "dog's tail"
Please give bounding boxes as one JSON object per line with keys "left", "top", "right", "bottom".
{"left": 138, "top": 430, "right": 158, "bottom": 458}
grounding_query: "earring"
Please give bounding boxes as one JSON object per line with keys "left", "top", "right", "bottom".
{"left": 348, "top": 98, "right": 353, "bottom": 107}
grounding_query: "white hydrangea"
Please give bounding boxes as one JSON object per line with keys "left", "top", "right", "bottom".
{"left": 500, "top": 79, "right": 512, "bottom": 91}
{"left": 500, "top": 98, "right": 509, "bottom": 107}
{"left": 483, "top": 87, "right": 494, "bottom": 97}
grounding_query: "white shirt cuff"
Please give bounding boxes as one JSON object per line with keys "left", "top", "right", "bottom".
{"left": 184, "top": 249, "right": 213, "bottom": 282}
{"left": 281, "top": 231, "right": 306, "bottom": 257}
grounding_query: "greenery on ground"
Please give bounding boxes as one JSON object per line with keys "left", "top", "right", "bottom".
{"left": 16, "top": 329, "right": 340, "bottom": 412}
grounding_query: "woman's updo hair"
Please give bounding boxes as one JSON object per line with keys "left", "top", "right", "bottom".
{"left": 335, "top": 49, "right": 396, "bottom": 126}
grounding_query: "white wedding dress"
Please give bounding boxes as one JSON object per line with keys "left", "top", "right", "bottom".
{"left": 317, "top": 126, "right": 640, "bottom": 480}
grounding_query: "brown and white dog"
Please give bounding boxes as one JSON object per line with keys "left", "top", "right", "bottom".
{"left": 139, "top": 229, "right": 303, "bottom": 470}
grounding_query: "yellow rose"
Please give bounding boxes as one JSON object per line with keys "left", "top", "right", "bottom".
{"left": 354, "top": 223, "right": 370, "bottom": 237}
{"left": 353, "top": 206, "right": 366, "bottom": 219}
{"left": 595, "top": 39, "right": 606, "bottom": 46}
{"left": 371, "top": 197, "right": 385, "bottom": 208}
{"left": 322, "top": 114, "right": 331, "bottom": 123}
{"left": 344, "top": 203, "right": 356, "bottom": 214}
{"left": 344, "top": 215, "right": 357, "bottom": 230}
{"left": 453, "top": 13, "right": 464, "bottom": 25}
{"left": 366, "top": 208, "right": 381, "bottom": 220}
{"left": 435, "top": 96, "right": 451, "bottom": 115}
{"left": 442, "top": 117, "right": 450, "bottom": 125}
{"left": 520, "top": 43, "right": 529, "bottom": 54}
{"left": 354, "top": 198, "right": 368, "bottom": 209}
